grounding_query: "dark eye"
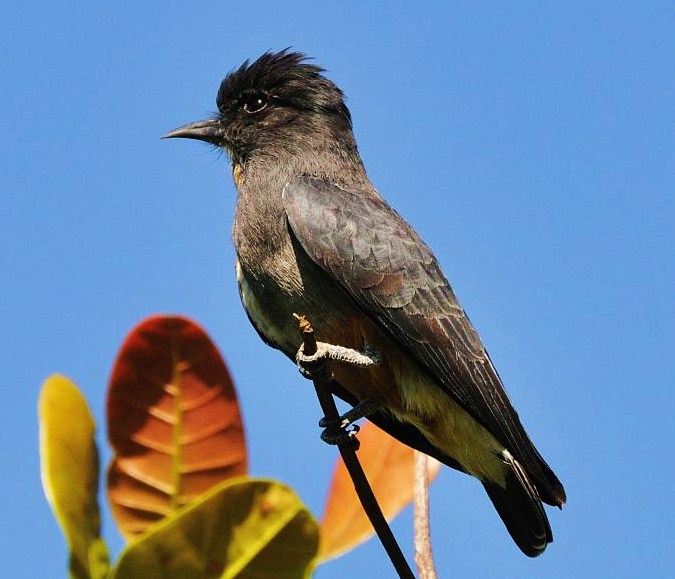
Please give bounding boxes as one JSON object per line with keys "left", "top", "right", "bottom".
{"left": 240, "top": 93, "right": 268, "bottom": 114}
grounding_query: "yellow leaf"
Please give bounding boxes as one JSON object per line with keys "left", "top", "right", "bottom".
{"left": 110, "top": 477, "right": 319, "bottom": 579}
{"left": 38, "top": 374, "right": 110, "bottom": 579}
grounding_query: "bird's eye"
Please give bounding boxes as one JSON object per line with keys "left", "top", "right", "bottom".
{"left": 240, "top": 93, "right": 268, "bottom": 114}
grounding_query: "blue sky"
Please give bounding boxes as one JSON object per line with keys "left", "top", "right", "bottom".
{"left": 3, "top": 1, "right": 674, "bottom": 577}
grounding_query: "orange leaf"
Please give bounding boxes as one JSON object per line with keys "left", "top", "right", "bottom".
{"left": 318, "top": 421, "right": 441, "bottom": 562}
{"left": 106, "top": 315, "right": 247, "bottom": 540}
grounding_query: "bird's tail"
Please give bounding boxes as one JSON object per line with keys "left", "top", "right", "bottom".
{"left": 482, "top": 450, "right": 552, "bottom": 557}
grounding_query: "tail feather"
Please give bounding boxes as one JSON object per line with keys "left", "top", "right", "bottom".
{"left": 483, "top": 451, "right": 552, "bottom": 557}
{"left": 535, "top": 454, "right": 567, "bottom": 507}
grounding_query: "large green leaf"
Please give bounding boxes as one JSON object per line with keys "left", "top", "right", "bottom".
{"left": 111, "top": 477, "right": 319, "bottom": 579}
{"left": 38, "top": 374, "right": 110, "bottom": 579}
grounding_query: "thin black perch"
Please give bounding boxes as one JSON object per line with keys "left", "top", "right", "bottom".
{"left": 294, "top": 314, "right": 415, "bottom": 579}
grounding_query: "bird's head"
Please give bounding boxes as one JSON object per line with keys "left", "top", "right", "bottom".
{"left": 165, "top": 50, "right": 355, "bottom": 167}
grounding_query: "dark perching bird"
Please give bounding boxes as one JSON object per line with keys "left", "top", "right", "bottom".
{"left": 166, "top": 50, "right": 565, "bottom": 557}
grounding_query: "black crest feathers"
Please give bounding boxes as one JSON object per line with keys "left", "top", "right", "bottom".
{"left": 216, "top": 50, "right": 352, "bottom": 126}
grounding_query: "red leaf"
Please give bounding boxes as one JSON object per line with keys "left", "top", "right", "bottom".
{"left": 106, "top": 315, "right": 247, "bottom": 540}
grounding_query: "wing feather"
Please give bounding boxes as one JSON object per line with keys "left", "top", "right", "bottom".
{"left": 283, "top": 176, "right": 564, "bottom": 505}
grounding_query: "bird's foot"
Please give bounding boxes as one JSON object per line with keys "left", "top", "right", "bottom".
{"left": 293, "top": 324, "right": 381, "bottom": 450}
{"left": 318, "top": 399, "right": 382, "bottom": 448}
{"left": 295, "top": 341, "right": 333, "bottom": 381}
{"left": 295, "top": 342, "right": 379, "bottom": 380}
{"left": 321, "top": 420, "right": 361, "bottom": 448}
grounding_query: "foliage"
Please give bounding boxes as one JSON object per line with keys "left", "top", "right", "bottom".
{"left": 39, "top": 314, "right": 437, "bottom": 577}
{"left": 39, "top": 375, "right": 110, "bottom": 579}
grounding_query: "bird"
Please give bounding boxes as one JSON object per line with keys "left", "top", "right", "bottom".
{"left": 165, "top": 50, "right": 565, "bottom": 557}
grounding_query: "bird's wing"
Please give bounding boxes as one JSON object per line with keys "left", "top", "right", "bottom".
{"left": 283, "top": 176, "right": 564, "bottom": 505}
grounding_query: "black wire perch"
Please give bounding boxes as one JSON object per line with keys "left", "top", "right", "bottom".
{"left": 294, "top": 314, "right": 415, "bottom": 579}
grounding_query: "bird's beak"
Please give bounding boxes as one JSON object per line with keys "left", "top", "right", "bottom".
{"left": 163, "top": 118, "right": 223, "bottom": 145}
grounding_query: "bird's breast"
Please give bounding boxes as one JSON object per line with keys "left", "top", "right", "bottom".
{"left": 235, "top": 241, "right": 363, "bottom": 356}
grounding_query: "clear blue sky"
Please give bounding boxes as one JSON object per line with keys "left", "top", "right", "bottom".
{"left": 3, "top": 2, "right": 674, "bottom": 577}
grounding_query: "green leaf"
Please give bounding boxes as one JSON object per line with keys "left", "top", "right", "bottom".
{"left": 110, "top": 477, "right": 319, "bottom": 579}
{"left": 38, "top": 374, "right": 110, "bottom": 579}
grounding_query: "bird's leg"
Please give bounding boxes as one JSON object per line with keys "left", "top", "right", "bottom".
{"left": 295, "top": 338, "right": 381, "bottom": 446}
{"left": 295, "top": 340, "right": 379, "bottom": 377}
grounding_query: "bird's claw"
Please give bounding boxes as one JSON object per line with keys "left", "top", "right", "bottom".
{"left": 320, "top": 419, "right": 361, "bottom": 449}
{"left": 296, "top": 343, "right": 333, "bottom": 380}
{"left": 318, "top": 399, "right": 381, "bottom": 448}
